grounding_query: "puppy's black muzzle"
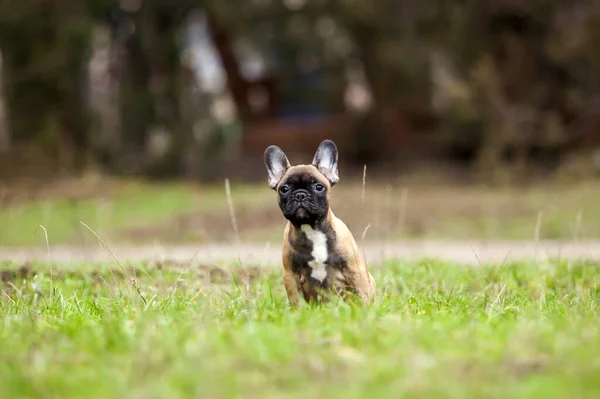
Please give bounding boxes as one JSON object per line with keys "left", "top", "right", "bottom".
{"left": 284, "top": 189, "right": 317, "bottom": 214}
{"left": 292, "top": 190, "right": 310, "bottom": 203}
{"left": 279, "top": 186, "right": 327, "bottom": 226}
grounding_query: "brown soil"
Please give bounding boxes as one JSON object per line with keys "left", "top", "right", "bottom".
{"left": 0, "top": 261, "right": 265, "bottom": 287}
{"left": 123, "top": 204, "right": 283, "bottom": 243}
{"left": 0, "top": 175, "right": 122, "bottom": 207}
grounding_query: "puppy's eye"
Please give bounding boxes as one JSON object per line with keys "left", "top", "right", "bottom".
{"left": 279, "top": 185, "right": 290, "bottom": 194}
{"left": 314, "top": 183, "right": 325, "bottom": 192}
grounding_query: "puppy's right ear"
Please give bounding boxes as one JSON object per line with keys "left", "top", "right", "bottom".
{"left": 264, "top": 145, "right": 291, "bottom": 189}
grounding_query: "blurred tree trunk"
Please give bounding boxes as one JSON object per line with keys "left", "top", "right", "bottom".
{"left": 87, "top": 23, "right": 123, "bottom": 169}
{"left": 0, "top": 0, "right": 92, "bottom": 172}
{"left": 115, "top": 1, "right": 194, "bottom": 177}
{"left": 205, "top": 11, "right": 251, "bottom": 121}
{"left": 117, "top": 12, "right": 153, "bottom": 172}
{"left": 342, "top": 11, "right": 395, "bottom": 162}
{"left": 0, "top": 49, "right": 9, "bottom": 153}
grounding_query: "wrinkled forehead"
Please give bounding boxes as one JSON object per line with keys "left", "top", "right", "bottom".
{"left": 280, "top": 165, "right": 329, "bottom": 187}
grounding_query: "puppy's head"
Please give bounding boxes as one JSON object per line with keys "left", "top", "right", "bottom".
{"left": 264, "top": 140, "right": 339, "bottom": 226}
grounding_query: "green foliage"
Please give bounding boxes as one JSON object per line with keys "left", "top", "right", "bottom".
{"left": 2, "top": 0, "right": 600, "bottom": 177}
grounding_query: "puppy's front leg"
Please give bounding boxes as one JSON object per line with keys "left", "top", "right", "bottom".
{"left": 282, "top": 269, "right": 301, "bottom": 306}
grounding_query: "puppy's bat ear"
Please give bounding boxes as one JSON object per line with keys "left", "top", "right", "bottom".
{"left": 312, "top": 139, "right": 339, "bottom": 186}
{"left": 264, "top": 145, "right": 291, "bottom": 189}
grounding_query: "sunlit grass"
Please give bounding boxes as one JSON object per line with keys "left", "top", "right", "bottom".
{"left": 1, "top": 259, "right": 599, "bottom": 398}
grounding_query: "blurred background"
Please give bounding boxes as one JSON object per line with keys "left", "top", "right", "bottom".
{"left": 1, "top": 0, "right": 600, "bottom": 248}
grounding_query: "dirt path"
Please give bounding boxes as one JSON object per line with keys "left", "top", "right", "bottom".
{"left": 2, "top": 240, "right": 600, "bottom": 266}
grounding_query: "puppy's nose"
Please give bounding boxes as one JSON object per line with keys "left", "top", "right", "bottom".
{"left": 294, "top": 192, "right": 308, "bottom": 201}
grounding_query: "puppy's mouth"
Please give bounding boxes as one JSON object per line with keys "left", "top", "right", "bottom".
{"left": 289, "top": 201, "right": 317, "bottom": 214}
{"left": 282, "top": 201, "right": 320, "bottom": 222}
{"left": 294, "top": 206, "right": 309, "bottom": 219}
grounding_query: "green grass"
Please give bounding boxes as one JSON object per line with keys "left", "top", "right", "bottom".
{"left": 1, "top": 259, "right": 599, "bottom": 398}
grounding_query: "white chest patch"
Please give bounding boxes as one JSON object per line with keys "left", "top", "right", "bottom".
{"left": 300, "top": 224, "right": 329, "bottom": 282}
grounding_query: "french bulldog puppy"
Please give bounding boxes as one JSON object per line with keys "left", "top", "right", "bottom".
{"left": 264, "top": 139, "right": 376, "bottom": 305}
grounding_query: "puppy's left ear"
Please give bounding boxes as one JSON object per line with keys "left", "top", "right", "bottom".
{"left": 312, "top": 140, "right": 339, "bottom": 185}
{"left": 264, "top": 145, "right": 291, "bottom": 189}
